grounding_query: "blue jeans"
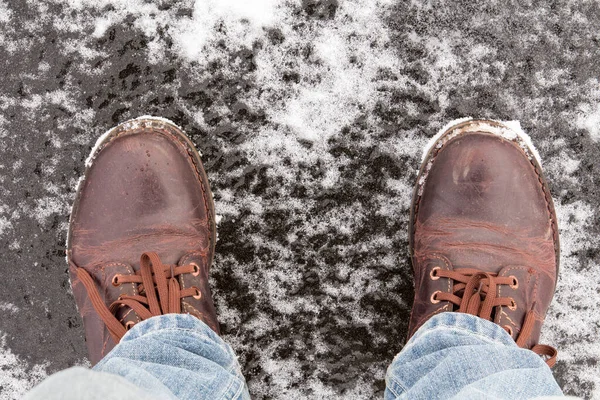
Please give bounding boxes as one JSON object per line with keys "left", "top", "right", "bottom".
{"left": 25, "top": 313, "right": 564, "bottom": 400}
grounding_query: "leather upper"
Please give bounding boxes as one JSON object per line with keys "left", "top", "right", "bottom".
{"left": 409, "top": 128, "right": 559, "bottom": 348}
{"left": 67, "top": 119, "right": 218, "bottom": 365}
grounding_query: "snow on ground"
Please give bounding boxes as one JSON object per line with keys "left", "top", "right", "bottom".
{"left": 1, "top": 0, "right": 600, "bottom": 399}
{"left": 0, "top": 335, "right": 48, "bottom": 399}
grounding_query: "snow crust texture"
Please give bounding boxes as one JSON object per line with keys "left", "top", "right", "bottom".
{"left": 0, "top": 0, "right": 600, "bottom": 398}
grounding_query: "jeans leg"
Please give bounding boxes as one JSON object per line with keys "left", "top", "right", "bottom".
{"left": 384, "top": 312, "right": 564, "bottom": 400}
{"left": 23, "top": 367, "right": 169, "bottom": 400}
{"left": 25, "top": 314, "right": 250, "bottom": 400}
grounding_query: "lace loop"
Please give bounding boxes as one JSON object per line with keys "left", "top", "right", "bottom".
{"left": 73, "top": 252, "right": 200, "bottom": 343}
{"left": 433, "top": 268, "right": 557, "bottom": 366}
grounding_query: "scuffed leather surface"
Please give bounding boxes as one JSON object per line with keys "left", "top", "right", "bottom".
{"left": 409, "top": 131, "right": 558, "bottom": 346}
{"left": 3, "top": 1, "right": 600, "bottom": 397}
{"left": 68, "top": 122, "right": 217, "bottom": 365}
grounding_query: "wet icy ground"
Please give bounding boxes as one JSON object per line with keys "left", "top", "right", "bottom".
{"left": 1, "top": 0, "right": 600, "bottom": 398}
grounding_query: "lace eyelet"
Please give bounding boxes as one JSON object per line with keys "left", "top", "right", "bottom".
{"left": 504, "top": 325, "right": 513, "bottom": 336}
{"left": 125, "top": 321, "right": 135, "bottom": 330}
{"left": 191, "top": 263, "right": 200, "bottom": 277}
{"left": 430, "top": 267, "right": 440, "bottom": 281}
{"left": 508, "top": 299, "right": 517, "bottom": 310}
{"left": 510, "top": 276, "right": 519, "bottom": 289}
{"left": 430, "top": 291, "right": 441, "bottom": 304}
{"left": 193, "top": 287, "right": 202, "bottom": 300}
{"left": 112, "top": 275, "right": 121, "bottom": 287}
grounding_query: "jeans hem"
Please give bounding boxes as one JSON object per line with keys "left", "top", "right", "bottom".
{"left": 407, "top": 312, "right": 516, "bottom": 348}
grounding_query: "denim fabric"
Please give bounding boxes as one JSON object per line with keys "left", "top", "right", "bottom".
{"left": 385, "top": 312, "right": 564, "bottom": 400}
{"left": 25, "top": 313, "right": 567, "bottom": 400}
{"left": 23, "top": 366, "right": 166, "bottom": 400}
{"left": 25, "top": 314, "right": 249, "bottom": 400}
{"left": 95, "top": 314, "right": 250, "bottom": 400}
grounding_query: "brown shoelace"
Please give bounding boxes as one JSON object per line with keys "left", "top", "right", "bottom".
{"left": 73, "top": 252, "right": 201, "bottom": 343}
{"left": 431, "top": 268, "right": 557, "bottom": 367}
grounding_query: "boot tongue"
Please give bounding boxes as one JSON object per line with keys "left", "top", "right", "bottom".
{"left": 100, "top": 263, "right": 139, "bottom": 328}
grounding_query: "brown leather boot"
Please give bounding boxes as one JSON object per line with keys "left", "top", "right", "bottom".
{"left": 408, "top": 119, "right": 559, "bottom": 366}
{"left": 67, "top": 117, "right": 219, "bottom": 365}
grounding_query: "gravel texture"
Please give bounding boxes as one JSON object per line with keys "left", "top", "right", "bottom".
{"left": 0, "top": 0, "right": 599, "bottom": 399}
